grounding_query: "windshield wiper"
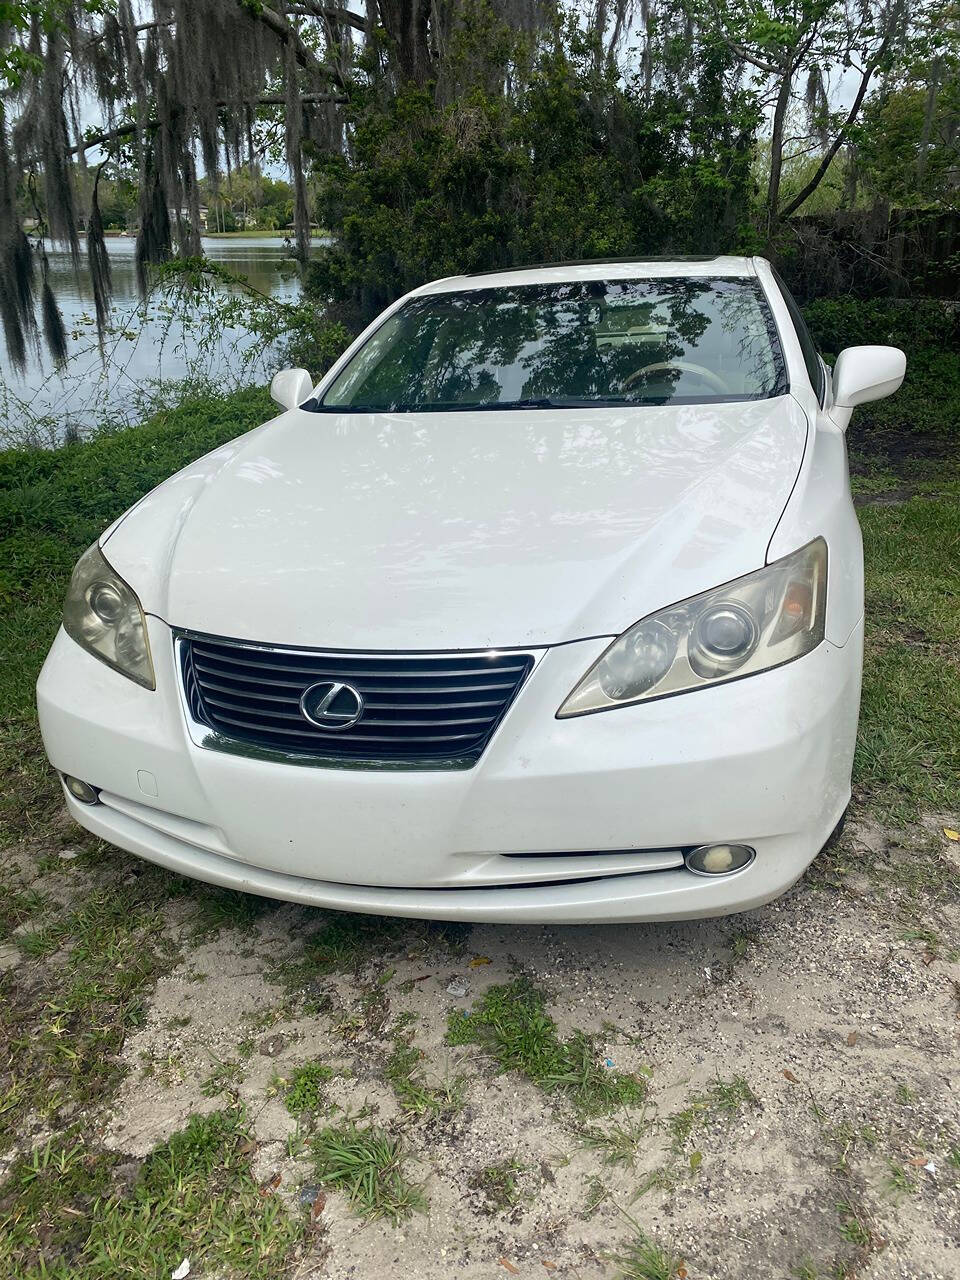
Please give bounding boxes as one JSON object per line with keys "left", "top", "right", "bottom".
{"left": 474, "top": 397, "right": 566, "bottom": 410}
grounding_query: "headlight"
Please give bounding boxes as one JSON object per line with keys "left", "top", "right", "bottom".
{"left": 62, "top": 542, "right": 156, "bottom": 689}
{"left": 558, "top": 538, "right": 827, "bottom": 717}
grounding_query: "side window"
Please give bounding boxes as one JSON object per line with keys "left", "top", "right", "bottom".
{"left": 771, "top": 269, "right": 825, "bottom": 405}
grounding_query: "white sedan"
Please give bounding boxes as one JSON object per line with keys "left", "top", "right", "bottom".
{"left": 37, "top": 257, "right": 905, "bottom": 922}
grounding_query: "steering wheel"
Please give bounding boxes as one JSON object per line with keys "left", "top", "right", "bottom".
{"left": 622, "top": 360, "right": 730, "bottom": 395}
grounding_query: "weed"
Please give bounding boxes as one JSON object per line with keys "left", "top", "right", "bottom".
{"left": 792, "top": 1262, "right": 820, "bottom": 1280}
{"left": 583, "top": 1173, "right": 610, "bottom": 1215}
{"left": 836, "top": 1199, "right": 872, "bottom": 1248}
{"left": 386, "top": 1033, "right": 464, "bottom": 1116}
{"left": 310, "top": 1123, "right": 425, "bottom": 1223}
{"left": 616, "top": 1229, "right": 685, "bottom": 1279}
{"left": 0, "top": 876, "right": 45, "bottom": 940}
{"left": 201, "top": 1058, "right": 245, "bottom": 1098}
{"left": 0, "top": 877, "right": 180, "bottom": 1152}
{"left": 283, "top": 1060, "right": 335, "bottom": 1116}
{"left": 885, "top": 1161, "right": 916, "bottom": 1196}
{"left": 446, "top": 978, "right": 646, "bottom": 1115}
{"left": 633, "top": 1166, "right": 680, "bottom": 1198}
{"left": 581, "top": 1114, "right": 649, "bottom": 1168}
{"left": 276, "top": 912, "right": 467, "bottom": 986}
{"left": 469, "top": 1159, "right": 525, "bottom": 1213}
{"left": 191, "top": 887, "right": 274, "bottom": 939}
{"left": 668, "top": 1075, "right": 757, "bottom": 1152}
{"left": 0, "top": 1110, "right": 301, "bottom": 1278}
{"left": 730, "top": 928, "right": 761, "bottom": 959}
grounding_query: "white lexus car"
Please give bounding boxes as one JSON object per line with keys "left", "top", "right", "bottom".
{"left": 37, "top": 257, "right": 905, "bottom": 923}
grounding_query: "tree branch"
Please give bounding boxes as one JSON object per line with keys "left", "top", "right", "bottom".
{"left": 67, "top": 95, "right": 348, "bottom": 156}
{"left": 283, "top": 2, "right": 367, "bottom": 32}
{"left": 252, "top": 2, "right": 350, "bottom": 88}
{"left": 778, "top": 8, "right": 906, "bottom": 218}
{"left": 721, "top": 38, "right": 779, "bottom": 77}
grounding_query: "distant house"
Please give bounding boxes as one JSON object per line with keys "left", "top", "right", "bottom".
{"left": 166, "top": 206, "right": 210, "bottom": 231}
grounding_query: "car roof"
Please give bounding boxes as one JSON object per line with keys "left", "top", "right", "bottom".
{"left": 413, "top": 256, "right": 760, "bottom": 295}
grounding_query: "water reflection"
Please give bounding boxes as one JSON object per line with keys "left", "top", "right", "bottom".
{"left": 0, "top": 236, "right": 319, "bottom": 442}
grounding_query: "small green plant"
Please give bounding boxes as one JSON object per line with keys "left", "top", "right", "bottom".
{"left": 446, "top": 978, "right": 645, "bottom": 1115}
{"left": 283, "top": 1061, "right": 335, "bottom": 1116}
{"left": 633, "top": 1166, "right": 680, "bottom": 1198}
{"left": 385, "top": 1034, "right": 464, "bottom": 1116}
{"left": 310, "top": 1123, "right": 425, "bottom": 1223}
{"left": 201, "top": 1058, "right": 244, "bottom": 1098}
{"left": 836, "top": 1200, "right": 872, "bottom": 1248}
{"left": 583, "top": 1173, "right": 610, "bottom": 1215}
{"left": 581, "top": 1115, "right": 649, "bottom": 1168}
{"left": 616, "top": 1228, "right": 685, "bottom": 1279}
{"left": 668, "top": 1074, "right": 757, "bottom": 1151}
{"left": 469, "top": 1159, "right": 525, "bottom": 1213}
{"left": 885, "top": 1161, "right": 916, "bottom": 1195}
{"left": 792, "top": 1261, "right": 820, "bottom": 1280}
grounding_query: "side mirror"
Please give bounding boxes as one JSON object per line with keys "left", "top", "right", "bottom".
{"left": 270, "top": 368, "right": 314, "bottom": 411}
{"left": 831, "top": 345, "right": 905, "bottom": 428}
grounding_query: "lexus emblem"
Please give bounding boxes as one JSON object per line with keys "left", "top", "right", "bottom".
{"left": 299, "top": 680, "right": 365, "bottom": 731}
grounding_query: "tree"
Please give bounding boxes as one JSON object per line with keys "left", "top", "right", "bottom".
{"left": 855, "top": 4, "right": 960, "bottom": 210}
{"left": 705, "top": 0, "right": 910, "bottom": 233}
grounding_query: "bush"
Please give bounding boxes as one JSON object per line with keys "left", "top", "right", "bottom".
{"left": 803, "top": 298, "right": 959, "bottom": 357}
{"left": 803, "top": 298, "right": 960, "bottom": 440}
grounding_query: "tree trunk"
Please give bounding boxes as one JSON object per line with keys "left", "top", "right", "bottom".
{"left": 376, "top": 0, "right": 433, "bottom": 86}
{"left": 765, "top": 62, "right": 793, "bottom": 239}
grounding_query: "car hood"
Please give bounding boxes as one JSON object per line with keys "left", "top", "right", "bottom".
{"left": 103, "top": 398, "right": 808, "bottom": 650}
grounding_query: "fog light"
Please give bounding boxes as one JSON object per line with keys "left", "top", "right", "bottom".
{"left": 685, "top": 843, "right": 755, "bottom": 877}
{"left": 63, "top": 775, "right": 100, "bottom": 805}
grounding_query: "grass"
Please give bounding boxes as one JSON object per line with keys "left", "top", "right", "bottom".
{"left": 668, "top": 1075, "right": 758, "bottom": 1153}
{"left": 468, "top": 1159, "right": 526, "bottom": 1213}
{"left": 581, "top": 1115, "right": 650, "bottom": 1168}
{"left": 446, "top": 977, "right": 647, "bottom": 1115}
{"left": 615, "top": 1229, "right": 686, "bottom": 1280}
{"left": 385, "top": 1032, "right": 465, "bottom": 1116}
{"left": 272, "top": 912, "right": 467, "bottom": 992}
{"left": 0, "top": 868, "right": 182, "bottom": 1153}
{"left": 310, "top": 1123, "right": 426, "bottom": 1223}
{"left": 0, "top": 1110, "right": 302, "bottom": 1279}
{"left": 282, "top": 1060, "right": 335, "bottom": 1116}
{"left": 855, "top": 478, "right": 960, "bottom": 825}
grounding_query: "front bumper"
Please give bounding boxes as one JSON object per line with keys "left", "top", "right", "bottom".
{"left": 36, "top": 616, "right": 863, "bottom": 923}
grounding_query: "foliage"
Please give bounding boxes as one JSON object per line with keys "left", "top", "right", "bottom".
{"left": 4, "top": 0, "right": 953, "bottom": 376}
{"left": 616, "top": 1230, "right": 686, "bottom": 1280}
{"left": 310, "top": 1123, "right": 426, "bottom": 1223}
{"left": 201, "top": 166, "right": 296, "bottom": 233}
{"left": 283, "top": 1060, "right": 335, "bottom": 1116}
{"left": 446, "top": 976, "right": 647, "bottom": 1115}
{"left": 310, "top": 16, "right": 760, "bottom": 324}
{"left": 151, "top": 257, "right": 353, "bottom": 372}
{"left": 0, "top": 1109, "right": 303, "bottom": 1278}
{"left": 0, "top": 384, "right": 272, "bottom": 718}
{"left": 804, "top": 298, "right": 960, "bottom": 437}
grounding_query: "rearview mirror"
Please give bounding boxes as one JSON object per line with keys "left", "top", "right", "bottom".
{"left": 830, "top": 345, "right": 905, "bottom": 429}
{"left": 270, "top": 368, "right": 314, "bottom": 411}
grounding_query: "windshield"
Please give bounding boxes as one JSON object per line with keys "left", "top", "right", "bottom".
{"left": 314, "top": 277, "right": 787, "bottom": 413}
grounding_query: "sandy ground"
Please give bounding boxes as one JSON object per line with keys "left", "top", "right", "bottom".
{"left": 83, "top": 813, "right": 960, "bottom": 1280}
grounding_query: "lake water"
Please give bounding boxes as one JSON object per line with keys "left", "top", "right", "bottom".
{"left": 0, "top": 236, "right": 314, "bottom": 445}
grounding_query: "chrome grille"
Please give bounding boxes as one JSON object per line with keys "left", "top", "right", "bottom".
{"left": 179, "top": 634, "right": 535, "bottom": 767}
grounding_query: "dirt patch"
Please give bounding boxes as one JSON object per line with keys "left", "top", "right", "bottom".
{"left": 95, "top": 816, "right": 960, "bottom": 1279}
